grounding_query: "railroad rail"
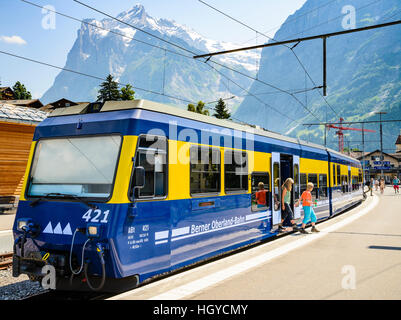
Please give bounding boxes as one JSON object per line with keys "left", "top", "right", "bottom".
{"left": 0, "top": 252, "right": 12, "bottom": 270}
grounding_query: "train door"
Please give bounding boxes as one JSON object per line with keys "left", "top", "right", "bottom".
{"left": 271, "top": 152, "right": 281, "bottom": 225}
{"left": 293, "top": 156, "right": 301, "bottom": 219}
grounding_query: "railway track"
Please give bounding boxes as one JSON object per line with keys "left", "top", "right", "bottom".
{"left": 0, "top": 252, "right": 12, "bottom": 270}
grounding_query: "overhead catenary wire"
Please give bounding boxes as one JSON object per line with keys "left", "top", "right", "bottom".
{"left": 0, "top": 50, "right": 196, "bottom": 105}
{"left": 71, "top": 0, "right": 324, "bottom": 123}
{"left": 197, "top": 0, "right": 331, "bottom": 121}
{"left": 23, "top": 0, "right": 309, "bottom": 124}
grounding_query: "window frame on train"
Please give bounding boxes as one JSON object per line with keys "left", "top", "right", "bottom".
{"left": 308, "top": 173, "right": 318, "bottom": 200}
{"left": 224, "top": 150, "right": 248, "bottom": 194}
{"left": 251, "top": 172, "right": 270, "bottom": 212}
{"left": 319, "top": 174, "right": 328, "bottom": 200}
{"left": 190, "top": 145, "right": 221, "bottom": 196}
{"left": 26, "top": 134, "right": 123, "bottom": 202}
{"left": 129, "top": 134, "right": 168, "bottom": 201}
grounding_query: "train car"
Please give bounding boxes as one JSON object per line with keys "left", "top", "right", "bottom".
{"left": 12, "top": 99, "right": 363, "bottom": 292}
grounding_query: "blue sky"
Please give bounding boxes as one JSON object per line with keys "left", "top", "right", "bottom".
{"left": 0, "top": 0, "right": 307, "bottom": 99}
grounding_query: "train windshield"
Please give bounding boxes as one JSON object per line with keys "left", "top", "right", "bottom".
{"left": 27, "top": 135, "right": 121, "bottom": 199}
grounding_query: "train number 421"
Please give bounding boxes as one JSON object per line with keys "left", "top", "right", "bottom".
{"left": 82, "top": 209, "right": 110, "bottom": 223}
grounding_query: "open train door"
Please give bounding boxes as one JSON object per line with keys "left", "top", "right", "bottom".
{"left": 271, "top": 152, "right": 281, "bottom": 225}
{"left": 293, "top": 155, "right": 301, "bottom": 219}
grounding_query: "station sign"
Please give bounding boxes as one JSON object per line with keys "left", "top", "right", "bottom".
{"left": 373, "top": 161, "right": 391, "bottom": 166}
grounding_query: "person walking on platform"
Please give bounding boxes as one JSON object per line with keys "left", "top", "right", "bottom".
{"left": 279, "top": 178, "right": 298, "bottom": 232}
{"left": 295, "top": 182, "right": 319, "bottom": 234}
{"left": 367, "top": 178, "right": 373, "bottom": 196}
{"left": 380, "top": 178, "right": 385, "bottom": 195}
{"left": 375, "top": 178, "right": 379, "bottom": 191}
{"left": 370, "top": 178, "right": 374, "bottom": 196}
{"left": 393, "top": 176, "right": 400, "bottom": 194}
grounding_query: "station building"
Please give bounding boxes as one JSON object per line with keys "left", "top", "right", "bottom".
{"left": 357, "top": 133, "right": 401, "bottom": 183}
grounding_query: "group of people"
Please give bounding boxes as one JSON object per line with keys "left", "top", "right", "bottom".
{"left": 256, "top": 178, "right": 319, "bottom": 234}
{"left": 366, "top": 176, "right": 400, "bottom": 195}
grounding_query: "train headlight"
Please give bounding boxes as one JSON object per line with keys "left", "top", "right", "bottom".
{"left": 86, "top": 223, "right": 100, "bottom": 238}
{"left": 17, "top": 218, "right": 32, "bottom": 231}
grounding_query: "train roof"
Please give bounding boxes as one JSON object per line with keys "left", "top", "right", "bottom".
{"left": 48, "top": 99, "right": 359, "bottom": 164}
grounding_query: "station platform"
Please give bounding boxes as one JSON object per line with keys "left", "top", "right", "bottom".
{"left": 110, "top": 187, "right": 401, "bottom": 300}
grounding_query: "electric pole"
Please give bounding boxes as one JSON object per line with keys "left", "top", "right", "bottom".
{"left": 375, "top": 111, "right": 387, "bottom": 179}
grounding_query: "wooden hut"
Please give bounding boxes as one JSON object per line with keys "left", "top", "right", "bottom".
{"left": 0, "top": 103, "right": 47, "bottom": 212}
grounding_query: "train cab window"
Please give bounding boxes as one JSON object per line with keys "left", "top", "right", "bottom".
{"left": 300, "top": 173, "right": 307, "bottom": 194}
{"left": 273, "top": 162, "right": 280, "bottom": 210}
{"left": 251, "top": 172, "right": 270, "bottom": 211}
{"left": 308, "top": 174, "right": 318, "bottom": 200}
{"left": 190, "top": 146, "right": 220, "bottom": 195}
{"left": 336, "top": 165, "right": 341, "bottom": 187}
{"left": 319, "top": 174, "right": 328, "bottom": 199}
{"left": 132, "top": 135, "right": 167, "bottom": 199}
{"left": 224, "top": 150, "right": 248, "bottom": 193}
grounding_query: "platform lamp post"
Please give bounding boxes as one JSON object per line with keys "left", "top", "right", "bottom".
{"left": 375, "top": 111, "right": 387, "bottom": 179}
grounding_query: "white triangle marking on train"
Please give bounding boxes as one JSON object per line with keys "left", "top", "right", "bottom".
{"left": 43, "top": 222, "right": 53, "bottom": 234}
{"left": 63, "top": 223, "right": 72, "bottom": 235}
{"left": 53, "top": 222, "right": 63, "bottom": 234}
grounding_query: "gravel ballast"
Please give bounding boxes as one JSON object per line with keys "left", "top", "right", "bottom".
{"left": 0, "top": 267, "right": 46, "bottom": 300}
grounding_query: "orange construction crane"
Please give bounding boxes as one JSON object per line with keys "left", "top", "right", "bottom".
{"left": 326, "top": 118, "right": 376, "bottom": 153}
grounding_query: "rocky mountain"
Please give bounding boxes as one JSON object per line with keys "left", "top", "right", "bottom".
{"left": 41, "top": 4, "right": 259, "bottom": 112}
{"left": 235, "top": 0, "right": 401, "bottom": 153}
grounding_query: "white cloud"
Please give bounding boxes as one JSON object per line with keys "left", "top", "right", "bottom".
{"left": 0, "top": 35, "right": 27, "bottom": 45}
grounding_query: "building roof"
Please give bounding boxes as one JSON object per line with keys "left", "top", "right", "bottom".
{"left": 0, "top": 87, "right": 12, "bottom": 92}
{"left": 0, "top": 99, "right": 43, "bottom": 108}
{"left": 357, "top": 149, "right": 401, "bottom": 162}
{"left": 0, "top": 103, "right": 48, "bottom": 124}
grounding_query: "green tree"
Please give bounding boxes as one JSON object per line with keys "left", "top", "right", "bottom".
{"left": 97, "top": 74, "right": 121, "bottom": 102}
{"left": 213, "top": 98, "right": 231, "bottom": 119}
{"left": 13, "top": 81, "right": 32, "bottom": 99}
{"left": 187, "top": 103, "right": 196, "bottom": 112}
{"left": 120, "top": 84, "right": 135, "bottom": 101}
{"left": 187, "top": 101, "right": 209, "bottom": 116}
{"left": 187, "top": 101, "right": 209, "bottom": 115}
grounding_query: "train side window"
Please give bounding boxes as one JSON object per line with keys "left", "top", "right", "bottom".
{"left": 319, "top": 174, "right": 328, "bottom": 199}
{"left": 352, "top": 175, "right": 359, "bottom": 191}
{"left": 251, "top": 172, "right": 270, "bottom": 211}
{"left": 337, "top": 165, "right": 341, "bottom": 187}
{"left": 300, "top": 173, "right": 307, "bottom": 194}
{"left": 224, "top": 150, "right": 248, "bottom": 193}
{"left": 308, "top": 173, "right": 318, "bottom": 200}
{"left": 341, "top": 175, "right": 348, "bottom": 193}
{"left": 190, "top": 146, "right": 220, "bottom": 195}
{"left": 132, "top": 135, "right": 167, "bottom": 199}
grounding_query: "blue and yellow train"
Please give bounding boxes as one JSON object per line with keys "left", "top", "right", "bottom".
{"left": 12, "top": 100, "right": 363, "bottom": 292}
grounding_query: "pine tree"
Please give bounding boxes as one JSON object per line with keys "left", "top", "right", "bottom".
{"left": 213, "top": 98, "right": 231, "bottom": 119}
{"left": 12, "top": 81, "right": 32, "bottom": 100}
{"left": 97, "top": 74, "right": 121, "bottom": 102}
{"left": 120, "top": 84, "right": 135, "bottom": 100}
